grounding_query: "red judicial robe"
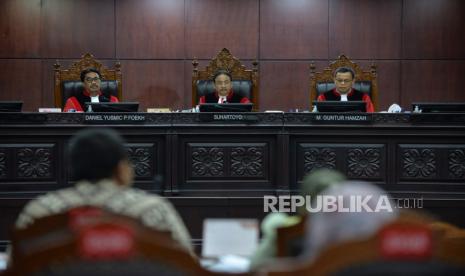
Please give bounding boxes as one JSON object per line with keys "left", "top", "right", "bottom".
{"left": 317, "top": 88, "right": 374, "bottom": 113}
{"left": 63, "top": 90, "right": 119, "bottom": 112}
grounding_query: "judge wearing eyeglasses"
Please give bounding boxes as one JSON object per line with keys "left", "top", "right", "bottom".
{"left": 198, "top": 69, "right": 251, "bottom": 104}
{"left": 63, "top": 68, "right": 119, "bottom": 112}
{"left": 317, "top": 67, "right": 374, "bottom": 112}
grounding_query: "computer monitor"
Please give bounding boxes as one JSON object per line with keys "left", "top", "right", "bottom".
{"left": 412, "top": 102, "right": 465, "bottom": 113}
{"left": 199, "top": 103, "right": 253, "bottom": 112}
{"left": 0, "top": 101, "right": 23, "bottom": 112}
{"left": 312, "top": 101, "right": 366, "bottom": 113}
{"left": 85, "top": 102, "right": 139, "bottom": 112}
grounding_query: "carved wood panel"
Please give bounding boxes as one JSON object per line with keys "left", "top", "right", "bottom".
{"left": 126, "top": 143, "right": 156, "bottom": 179}
{"left": 296, "top": 143, "right": 385, "bottom": 182}
{"left": 0, "top": 144, "right": 56, "bottom": 180}
{"left": 187, "top": 143, "right": 266, "bottom": 179}
{"left": 398, "top": 145, "right": 465, "bottom": 181}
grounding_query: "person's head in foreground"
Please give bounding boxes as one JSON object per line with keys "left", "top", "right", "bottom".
{"left": 305, "top": 180, "right": 398, "bottom": 260}
{"left": 69, "top": 128, "right": 133, "bottom": 186}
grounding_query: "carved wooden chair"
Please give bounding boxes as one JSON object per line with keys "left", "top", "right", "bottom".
{"left": 54, "top": 53, "right": 122, "bottom": 109}
{"left": 192, "top": 48, "right": 259, "bottom": 111}
{"left": 310, "top": 54, "right": 379, "bottom": 111}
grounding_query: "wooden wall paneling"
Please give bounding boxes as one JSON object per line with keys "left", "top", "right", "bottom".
{"left": 40, "top": 0, "right": 115, "bottom": 58}
{"left": 260, "top": 61, "right": 327, "bottom": 111}
{"left": 260, "top": 0, "right": 329, "bottom": 59}
{"left": 329, "top": 0, "right": 402, "bottom": 59}
{"left": 401, "top": 60, "right": 465, "bottom": 108}
{"left": 185, "top": 0, "right": 259, "bottom": 59}
{"left": 403, "top": 0, "right": 465, "bottom": 59}
{"left": 0, "top": 0, "right": 41, "bottom": 58}
{"left": 116, "top": 0, "right": 185, "bottom": 59}
{"left": 0, "top": 60, "right": 42, "bottom": 111}
{"left": 121, "top": 61, "right": 186, "bottom": 111}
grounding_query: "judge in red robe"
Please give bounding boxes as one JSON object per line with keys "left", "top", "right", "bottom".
{"left": 63, "top": 68, "right": 119, "bottom": 112}
{"left": 198, "top": 70, "right": 251, "bottom": 104}
{"left": 317, "top": 67, "right": 374, "bottom": 113}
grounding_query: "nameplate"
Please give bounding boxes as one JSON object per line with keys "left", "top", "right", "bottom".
{"left": 199, "top": 113, "right": 259, "bottom": 123}
{"left": 84, "top": 114, "right": 146, "bottom": 124}
{"left": 311, "top": 113, "right": 372, "bottom": 123}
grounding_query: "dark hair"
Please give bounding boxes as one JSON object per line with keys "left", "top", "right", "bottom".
{"left": 212, "top": 69, "right": 232, "bottom": 82}
{"left": 80, "top": 68, "right": 102, "bottom": 82}
{"left": 68, "top": 128, "right": 128, "bottom": 182}
{"left": 334, "top": 67, "right": 355, "bottom": 79}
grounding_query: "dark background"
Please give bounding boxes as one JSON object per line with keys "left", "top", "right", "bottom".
{"left": 1, "top": 0, "right": 465, "bottom": 112}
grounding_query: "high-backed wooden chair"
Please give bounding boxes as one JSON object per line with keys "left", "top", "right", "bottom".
{"left": 54, "top": 53, "right": 122, "bottom": 109}
{"left": 310, "top": 54, "right": 379, "bottom": 111}
{"left": 192, "top": 48, "right": 259, "bottom": 111}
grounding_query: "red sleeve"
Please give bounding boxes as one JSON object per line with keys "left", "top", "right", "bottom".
{"left": 63, "top": 97, "right": 83, "bottom": 112}
{"left": 240, "top": 97, "right": 251, "bottom": 104}
{"left": 110, "top": 96, "right": 119, "bottom": 102}
{"left": 317, "top": 94, "right": 326, "bottom": 101}
{"left": 199, "top": 96, "right": 206, "bottom": 104}
{"left": 362, "top": 94, "right": 375, "bottom": 113}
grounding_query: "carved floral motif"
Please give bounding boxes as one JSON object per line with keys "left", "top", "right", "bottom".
{"left": 347, "top": 148, "right": 381, "bottom": 177}
{"left": 231, "top": 147, "right": 264, "bottom": 176}
{"left": 0, "top": 150, "right": 6, "bottom": 177}
{"left": 127, "top": 147, "right": 152, "bottom": 177}
{"left": 448, "top": 149, "right": 465, "bottom": 178}
{"left": 17, "top": 148, "right": 52, "bottom": 178}
{"left": 192, "top": 147, "right": 224, "bottom": 177}
{"left": 402, "top": 149, "right": 436, "bottom": 178}
{"left": 304, "top": 148, "right": 336, "bottom": 173}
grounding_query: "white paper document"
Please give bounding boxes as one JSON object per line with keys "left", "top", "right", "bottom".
{"left": 202, "top": 218, "right": 258, "bottom": 258}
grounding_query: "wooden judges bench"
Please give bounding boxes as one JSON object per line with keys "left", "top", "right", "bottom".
{"left": 1, "top": 112, "right": 465, "bottom": 251}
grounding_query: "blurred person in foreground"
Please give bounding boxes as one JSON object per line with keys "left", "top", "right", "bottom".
{"left": 14, "top": 128, "right": 193, "bottom": 254}
{"left": 304, "top": 180, "right": 398, "bottom": 260}
{"left": 249, "top": 169, "right": 346, "bottom": 270}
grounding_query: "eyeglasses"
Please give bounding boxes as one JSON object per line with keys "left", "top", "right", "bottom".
{"left": 215, "top": 80, "right": 231, "bottom": 86}
{"left": 335, "top": 78, "right": 353, "bottom": 84}
{"left": 85, "top": 77, "right": 101, "bottom": 83}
